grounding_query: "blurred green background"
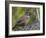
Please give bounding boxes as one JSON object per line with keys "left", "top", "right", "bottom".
{"left": 12, "top": 7, "right": 39, "bottom": 27}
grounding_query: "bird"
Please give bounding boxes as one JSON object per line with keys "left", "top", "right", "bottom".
{"left": 12, "top": 8, "right": 30, "bottom": 30}
{"left": 17, "top": 13, "right": 30, "bottom": 25}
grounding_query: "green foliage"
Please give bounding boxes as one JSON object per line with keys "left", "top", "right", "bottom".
{"left": 12, "top": 7, "right": 25, "bottom": 27}
{"left": 12, "top": 7, "right": 38, "bottom": 27}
